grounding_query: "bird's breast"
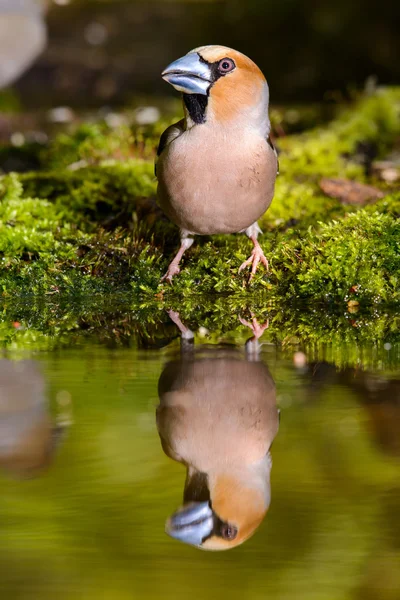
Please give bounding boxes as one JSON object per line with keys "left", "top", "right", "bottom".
{"left": 157, "top": 357, "right": 278, "bottom": 472}
{"left": 157, "top": 127, "right": 277, "bottom": 235}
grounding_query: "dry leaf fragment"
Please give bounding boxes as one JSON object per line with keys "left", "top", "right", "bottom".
{"left": 319, "top": 177, "right": 384, "bottom": 205}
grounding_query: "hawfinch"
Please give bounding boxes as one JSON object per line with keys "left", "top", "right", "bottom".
{"left": 156, "top": 311, "right": 279, "bottom": 550}
{"left": 156, "top": 45, "right": 278, "bottom": 282}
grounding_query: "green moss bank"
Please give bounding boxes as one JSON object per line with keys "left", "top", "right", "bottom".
{"left": 0, "top": 88, "right": 399, "bottom": 350}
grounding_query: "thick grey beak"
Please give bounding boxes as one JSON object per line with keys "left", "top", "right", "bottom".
{"left": 166, "top": 501, "right": 213, "bottom": 546}
{"left": 162, "top": 53, "right": 211, "bottom": 95}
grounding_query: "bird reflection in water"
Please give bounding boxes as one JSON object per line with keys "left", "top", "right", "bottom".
{"left": 0, "top": 360, "right": 69, "bottom": 478}
{"left": 157, "top": 311, "right": 279, "bottom": 550}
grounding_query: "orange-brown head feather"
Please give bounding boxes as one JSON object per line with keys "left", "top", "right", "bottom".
{"left": 195, "top": 45, "right": 267, "bottom": 124}
{"left": 201, "top": 466, "right": 270, "bottom": 550}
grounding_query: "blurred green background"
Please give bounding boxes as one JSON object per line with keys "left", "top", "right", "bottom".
{"left": 8, "top": 0, "right": 400, "bottom": 107}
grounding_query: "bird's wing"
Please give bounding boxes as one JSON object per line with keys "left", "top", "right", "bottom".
{"left": 155, "top": 119, "right": 185, "bottom": 177}
{"left": 267, "top": 135, "right": 279, "bottom": 175}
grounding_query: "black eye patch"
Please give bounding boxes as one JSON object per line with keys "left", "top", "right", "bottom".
{"left": 183, "top": 54, "right": 237, "bottom": 125}
{"left": 201, "top": 513, "right": 238, "bottom": 544}
{"left": 197, "top": 53, "right": 236, "bottom": 85}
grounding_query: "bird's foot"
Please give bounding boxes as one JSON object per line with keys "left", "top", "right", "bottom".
{"left": 161, "top": 262, "right": 180, "bottom": 283}
{"left": 238, "top": 239, "right": 269, "bottom": 282}
{"left": 161, "top": 238, "right": 193, "bottom": 283}
{"left": 240, "top": 313, "right": 269, "bottom": 359}
{"left": 167, "top": 310, "right": 194, "bottom": 341}
{"left": 239, "top": 314, "right": 269, "bottom": 341}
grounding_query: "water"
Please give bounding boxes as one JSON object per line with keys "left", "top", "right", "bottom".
{"left": 1, "top": 311, "right": 399, "bottom": 599}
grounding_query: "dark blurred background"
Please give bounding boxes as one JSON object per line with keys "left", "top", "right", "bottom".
{"left": 2, "top": 0, "right": 400, "bottom": 107}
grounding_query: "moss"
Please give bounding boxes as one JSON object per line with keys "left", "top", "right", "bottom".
{"left": 0, "top": 172, "right": 162, "bottom": 297}
{"left": 41, "top": 123, "right": 135, "bottom": 169}
{"left": 0, "top": 295, "right": 398, "bottom": 370}
{"left": 39, "top": 118, "right": 176, "bottom": 170}
{"left": 277, "top": 88, "right": 400, "bottom": 180}
{"left": 370, "top": 192, "right": 400, "bottom": 218}
{"left": 0, "top": 89, "right": 399, "bottom": 320}
{"left": 131, "top": 205, "right": 398, "bottom": 306}
{"left": 0, "top": 175, "right": 72, "bottom": 253}
{"left": 20, "top": 161, "right": 157, "bottom": 230}
{"left": 0, "top": 89, "right": 21, "bottom": 113}
{"left": 262, "top": 87, "right": 400, "bottom": 229}
{"left": 272, "top": 210, "right": 400, "bottom": 304}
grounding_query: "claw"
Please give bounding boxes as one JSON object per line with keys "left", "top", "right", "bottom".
{"left": 161, "top": 264, "right": 180, "bottom": 283}
{"left": 239, "top": 313, "right": 269, "bottom": 340}
{"left": 239, "top": 238, "right": 269, "bottom": 282}
{"left": 161, "top": 237, "right": 194, "bottom": 284}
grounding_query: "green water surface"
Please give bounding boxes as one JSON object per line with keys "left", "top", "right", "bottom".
{"left": 1, "top": 313, "right": 399, "bottom": 600}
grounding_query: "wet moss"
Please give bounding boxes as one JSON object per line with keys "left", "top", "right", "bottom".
{"left": 0, "top": 296, "right": 399, "bottom": 370}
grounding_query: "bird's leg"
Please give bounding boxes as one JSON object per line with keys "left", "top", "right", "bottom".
{"left": 239, "top": 236, "right": 269, "bottom": 281}
{"left": 239, "top": 313, "right": 269, "bottom": 360}
{"left": 161, "top": 235, "right": 194, "bottom": 283}
{"left": 167, "top": 310, "right": 194, "bottom": 340}
{"left": 167, "top": 309, "right": 194, "bottom": 354}
{"left": 239, "top": 223, "right": 269, "bottom": 282}
{"left": 239, "top": 314, "right": 269, "bottom": 341}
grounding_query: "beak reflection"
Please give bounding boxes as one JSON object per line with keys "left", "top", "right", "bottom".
{"left": 166, "top": 501, "right": 214, "bottom": 546}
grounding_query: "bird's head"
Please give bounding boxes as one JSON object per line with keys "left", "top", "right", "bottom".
{"left": 166, "top": 459, "right": 271, "bottom": 551}
{"left": 162, "top": 45, "right": 270, "bottom": 132}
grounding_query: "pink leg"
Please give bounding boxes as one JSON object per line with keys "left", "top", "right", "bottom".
{"left": 161, "top": 237, "right": 194, "bottom": 283}
{"left": 167, "top": 309, "right": 194, "bottom": 341}
{"left": 167, "top": 310, "right": 190, "bottom": 335}
{"left": 239, "top": 236, "right": 269, "bottom": 282}
{"left": 239, "top": 314, "right": 269, "bottom": 341}
{"left": 239, "top": 313, "right": 269, "bottom": 359}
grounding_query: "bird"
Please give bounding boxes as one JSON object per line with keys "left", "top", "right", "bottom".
{"left": 156, "top": 45, "right": 278, "bottom": 283}
{"left": 156, "top": 311, "right": 279, "bottom": 550}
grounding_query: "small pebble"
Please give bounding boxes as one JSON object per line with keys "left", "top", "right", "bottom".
{"left": 84, "top": 22, "right": 108, "bottom": 46}
{"left": 10, "top": 132, "right": 25, "bottom": 147}
{"left": 56, "top": 390, "right": 72, "bottom": 406}
{"left": 134, "top": 106, "right": 160, "bottom": 125}
{"left": 47, "top": 106, "right": 75, "bottom": 123}
{"left": 293, "top": 351, "right": 307, "bottom": 368}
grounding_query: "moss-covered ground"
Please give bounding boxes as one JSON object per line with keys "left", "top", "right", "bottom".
{"left": 0, "top": 88, "right": 399, "bottom": 353}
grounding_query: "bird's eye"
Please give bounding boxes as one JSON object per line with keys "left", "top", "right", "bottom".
{"left": 221, "top": 524, "right": 238, "bottom": 540}
{"left": 218, "top": 58, "right": 235, "bottom": 74}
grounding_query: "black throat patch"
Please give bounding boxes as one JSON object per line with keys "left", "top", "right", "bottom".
{"left": 184, "top": 471, "right": 210, "bottom": 503}
{"left": 183, "top": 94, "right": 208, "bottom": 125}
